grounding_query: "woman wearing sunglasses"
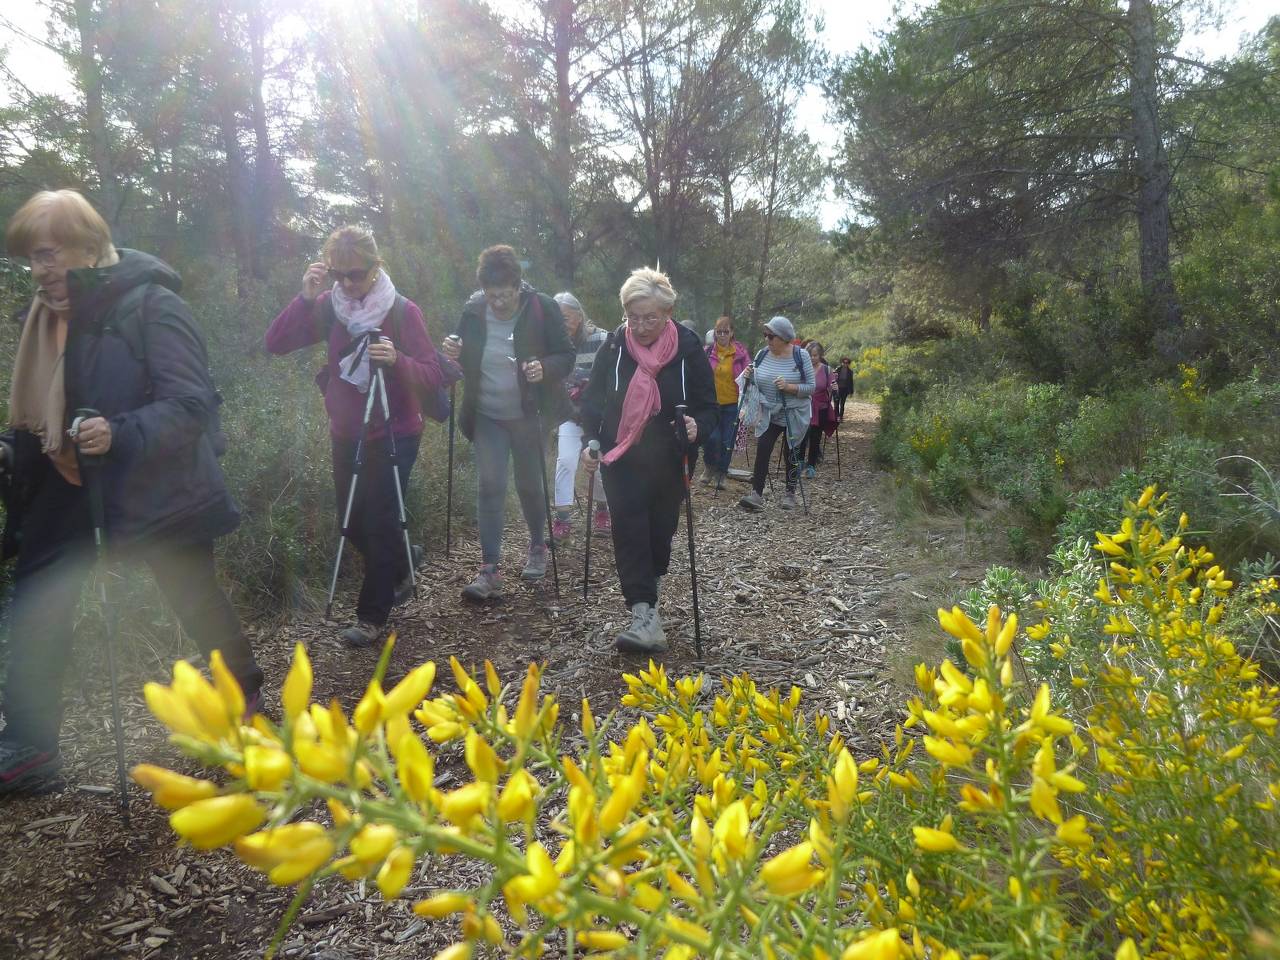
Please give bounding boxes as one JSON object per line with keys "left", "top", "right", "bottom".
{"left": 700, "top": 315, "right": 749, "bottom": 490}
{"left": 266, "top": 225, "right": 453, "bottom": 647}
{"left": 579, "top": 268, "right": 717, "bottom": 653}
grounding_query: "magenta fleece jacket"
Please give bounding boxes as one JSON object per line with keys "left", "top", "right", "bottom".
{"left": 265, "top": 292, "right": 447, "bottom": 441}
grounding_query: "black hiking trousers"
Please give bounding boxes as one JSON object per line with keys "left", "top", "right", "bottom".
{"left": 1, "top": 469, "right": 262, "bottom": 755}
{"left": 750, "top": 422, "right": 799, "bottom": 494}
{"left": 601, "top": 448, "right": 685, "bottom": 608}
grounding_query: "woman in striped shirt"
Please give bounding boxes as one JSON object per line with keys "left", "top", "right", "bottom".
{"left": 552, "top": 292, "right": 610, "bottom": 540}
{"left": 738, "top": 315, "right": 815, "bottom": 512}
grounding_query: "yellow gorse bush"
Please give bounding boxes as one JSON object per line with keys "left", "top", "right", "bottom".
{"left": 134, "top": 488, "right": 1279, "bottom": 959}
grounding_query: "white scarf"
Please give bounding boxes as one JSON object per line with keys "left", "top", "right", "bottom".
{"left": 330, "top": 268, "right": 397, "bottom": 393}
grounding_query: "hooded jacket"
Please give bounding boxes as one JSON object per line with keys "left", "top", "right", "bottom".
{"left": 1, "top": 249, "right": 238, "bottom": 556}
{"left": 453, "top": 283, "right": 574, "bottom": 439}
{"left": 579, "top": 322, "right": 718, "bottom": 467}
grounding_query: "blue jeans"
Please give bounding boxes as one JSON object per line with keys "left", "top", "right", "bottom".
{"left": 701, "top": 403, "right": 739, "bottom": 474}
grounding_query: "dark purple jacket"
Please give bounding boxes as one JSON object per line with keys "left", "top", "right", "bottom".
{"left": 266, "top": 292, "right": 446, "bottom": 441}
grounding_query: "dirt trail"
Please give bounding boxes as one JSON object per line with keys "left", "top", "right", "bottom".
{"left": 0, "top": 401, "right": 911, "bottom": 960}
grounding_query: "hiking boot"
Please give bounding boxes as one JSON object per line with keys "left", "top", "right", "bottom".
{"left": 522, "top": 544, "right": 549, "bottom": 580}
{"left": 699, "top": 467, "right": 715, "bottom": 486}
{"left": 552, "top": 517, "right": 572, "bottom": 543}
{"left": 393, "top": 544, "right": 425, "bottom": 606}
{"left": 0, "top": 741, "right": 62, "bottom": 796}
{"left": 780, "top": 491, "right": 798, "bottom": 510}
{"left": 804, "top": 465, "right": 816, "bottom": 479}
{"left": 715, "top": 471, "right": 727, "bottom": 491}
{"left": 615, "top": 603, "right": 668, "bottom": 654}
{"left": 462, "top": 565, "right": 503, "bottom": 602}
{"left": 341, "top": 621, "right": 382, "bottom": 648}
{"left": 739, "top": 490, "right": 765, "bottom": 512}
{"left": 592, "top": 508, "right": 612, "bottom": 534}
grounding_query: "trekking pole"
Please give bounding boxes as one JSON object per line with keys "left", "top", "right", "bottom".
{"left": 372, "top": 339, "right": 417, "bottom": 599}
{"left": 326, "top": 357, "right": 380, "bottom": 619}
{"left": 835, "top": 420, "right": 842, "bottom": 481}
{"left": 674, "top": 405, "right": 704, "bottom": 658}
{"left": 71, "top": 408, "right": 130, "bottom": 828}
{"left": 445, "top": 382, "right": 456, "bottom": 558}
{"left": 582, "top": 439, "right": 600, "bottom": 600}
{"left": 529, "top": 368, "right": 560, "bottom": 598}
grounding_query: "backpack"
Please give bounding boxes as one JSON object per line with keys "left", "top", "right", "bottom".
{"left": 318, "top": 295, "right": 452, "bottom": 423}
{"left": 104, "top": 283, "right": 229, "bottom": 456}
{"left": 753, "top": 345, "right": 808, "bottom": 383}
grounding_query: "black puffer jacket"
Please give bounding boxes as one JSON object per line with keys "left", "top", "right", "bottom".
{"left": 1, "top": 249, "right": 238, "bottom": 557}
{"left": 453, "top": 284, "right": 574, "bottom": 440}
{"left": 579, "top": 322, "right": 718, "bottom": 467}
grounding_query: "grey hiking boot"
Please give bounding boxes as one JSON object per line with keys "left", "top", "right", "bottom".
{"left": 522, "top": 544, "right": 549, "bottom": 580}
{"left": 739, "top": 489, "right": 765, "bottom": 512}
{"left": 780, "top": 491, "right": 797, "bottom": 510}
{"left": 462, "top": 565, "right": 503, "bottom": 602}
{"left": 341, "top": 621, "right": 382, "bottom": 648}
{"left": 615, "top": 603, "right": 668, "bottom": 654}
{"left": 0, "top": 741, "right": 62, "bottom": 796}
{"left": 715, "top": 471, "right": 728, "bottom": 491}
{"left": 699, "top": 467, "right": 715, "bottom": 486}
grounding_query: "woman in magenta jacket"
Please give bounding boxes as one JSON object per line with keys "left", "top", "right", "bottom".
{"left": 699, "top": 315, "right": 750, "bottom": 489}
{"left": 265, "top": 225, "right": 454, "bottom": 647}
{"left": 798, "top": 340, "right": 835, "bottom": 476}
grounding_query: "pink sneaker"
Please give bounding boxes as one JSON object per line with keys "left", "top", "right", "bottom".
{"left": 592, "top": 509, "right": 612, "bottom": 534}
{"left": 552, "top": 517, "right": 572, "bottom": 542}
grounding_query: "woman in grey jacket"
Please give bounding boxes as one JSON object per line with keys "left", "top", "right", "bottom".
{"left": 738, "top": 315, "right": 815, "bottom": 512}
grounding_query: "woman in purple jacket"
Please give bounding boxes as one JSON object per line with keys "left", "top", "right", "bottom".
{"left": 797, "top": 340, "right": 835, "bottom": 477}
{"left": 266, "top": 226, "right": 452, "bottom": 647}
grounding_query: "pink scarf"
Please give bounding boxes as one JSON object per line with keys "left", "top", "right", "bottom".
{"left": 603, "top": 319, "right": 680, "bottom": 464}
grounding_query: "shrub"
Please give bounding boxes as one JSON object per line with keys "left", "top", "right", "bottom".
{"left": 135, "top": 488, "right": 1280, "bottom": 959}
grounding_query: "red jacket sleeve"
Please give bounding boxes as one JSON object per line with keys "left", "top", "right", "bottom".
{"left": 265, "top": 294, "right": 326, "bottom": 354}
{"left": 390, "top": 300, "right": 445, "bottom": 394}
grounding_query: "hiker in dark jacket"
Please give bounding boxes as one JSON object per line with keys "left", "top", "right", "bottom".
{"left": 440, "top": 245, "right": 574, "bottom": 601}
{"left": 267, "top": 225, "right": 453, "bottom": 647}
{"left": 835, "top": 357, "right": 853, "bottom": 420}
{"left": 580, "top": 267, "right": 717, "bottom": 653}
{"left": 0, "top": 189, "right": 263, "bottom": 795}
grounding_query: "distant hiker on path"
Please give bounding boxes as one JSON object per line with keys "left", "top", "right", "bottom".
{"left": 552, "top": 292, "right": 610, "bottom": 542}
{"left": 267, "top": 225, "right": 452, "bottom": 647}
{"left": 699, "top": 315, "right": 749, "bottom": 491}
{"left": 580, "top": 268, "right": 717, "bottom": 653}
{"left": 440, "top": 245, "right": 574, "bottom": 602}
{"left": 835, "top": 356, "right": 853, "bottom": 419}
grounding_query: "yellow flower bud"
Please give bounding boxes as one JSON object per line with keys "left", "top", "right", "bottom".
{"left": 244, "top": 745, "right": 293, "bottom": 791}
{"left": 1116, "top": 939, "right": 1140, "bottom": 960}
{"left": 712, "top": 799, "right": 751, "bottom": 862}
{"left": 577, "top": 930, "right": 630, "bottom": 951}
{"left": 413, "top": 892, "right": 473, "bottom": 917}
{"left": 352, "top": 679, "right": 385, "bottom": 736}
{"left": 281, "top": 643, "right": 313, "bottom": 723}
{"left": 235, "top": 822, "right": 334, "bottom": 885}
{"left": 497, "top": 768, "right": 537, "bottom": 822}
{"left": 440, "top": 781, "right": 492, "bottom": 827}
{"left": 1055, "top": 814, "right": 1093, "bottom": 849}
{"left": 377, "top": 845, "right": 415, "bottom": 898}
{"left": 397, "top": 731, "right": 436, "bottom": 805}
{"left": 912, "top": 826, "right": 961, "bottom": 854}
{"left": 841, "top": 928, "right": 902, "bottom": 960}
{"left": 209, "top": 649, "right": 245, "bottom": 722}
{"left": 384, "top": 662, "right": 437, "bottom": 718}
{"left": 130, "top": 764, "right": 219, "bottom": 810}
{"left": 759, "top": 840, "right": 822, "bottom": 896}
{"left": 430, "top": 944, "right": 473, "bottom": 960}
{"left": 350, "top": 823, "right": 398, "bottom": 864}
{"left": 464, "top": 730, "right": 502, "bottom": 784}
{"left": 170, "top": 794, "right": 266, "bottom": 850}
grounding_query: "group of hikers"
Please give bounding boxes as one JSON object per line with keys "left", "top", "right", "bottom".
{"left": 0, "top": 188, "right": 850, "bottom": 796}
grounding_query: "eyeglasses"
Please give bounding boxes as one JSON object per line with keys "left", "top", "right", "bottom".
{"left": 327, "top": 266, "right": 374, "bottom": 284}
{"left": 27, "top": 246, "right": 63, "bottom": 268}
{"left": 714, "top": 329, "right": 731, "bottom": 336}
{"left": 764, "top": 332, "right": 781, "bottom": 341}
{"left": 484, "top": 287, "right": 519, "bottom": 304}
{"left": 624, "top": 312, "right": 667, "bottom": 329}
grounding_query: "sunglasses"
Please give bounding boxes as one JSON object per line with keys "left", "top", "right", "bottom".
{"left": 764, "top": 332, "right": 781, "bottom": 341}
{"left": 327, "top": 266, "right": 374, "bottom": 284}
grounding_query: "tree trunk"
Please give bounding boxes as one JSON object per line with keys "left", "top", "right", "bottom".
{"left": 720, "top": 172, "right": 734, "bottom": 317}
{"left": 1128, "top": 0, "right": 1183, "bottom": 356}
{"left": 749, "top": 98, "right": 785, "bottom": 335}
{"left": 546, "top": 0, "right": 577, "bottom": 288}
{"left": 246, "top": 0, "right": 274, "bottom": 282}
{"left": 72, "top": 0, "right": 121, "bottom": 232}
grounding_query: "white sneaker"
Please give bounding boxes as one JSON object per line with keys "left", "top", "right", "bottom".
{"left": 615, "top": 603, "right": 668, "bottom": 653}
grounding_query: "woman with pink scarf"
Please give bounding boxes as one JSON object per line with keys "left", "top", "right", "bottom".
{"left": 579, "top": 268, "right": 717, "bottom": 653}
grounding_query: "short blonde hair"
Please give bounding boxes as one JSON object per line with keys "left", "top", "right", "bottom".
{"left": 323, "top": 225, "right": 380, "bottom": 269}
{"left": 619, "top": 267, "right": 676, "bottom": 311}
{"left": 5, "top": 189, "right": 114, "bottom": 260}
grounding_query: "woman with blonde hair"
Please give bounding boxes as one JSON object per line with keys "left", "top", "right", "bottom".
{"left": 0, "top": 189, "right": 262, "bottom": 794}
{"left": 579, "top": 267, "right": 717, "bottom": 653}
{"left": 266, "top": 225, "right": 454, "bottom": 646}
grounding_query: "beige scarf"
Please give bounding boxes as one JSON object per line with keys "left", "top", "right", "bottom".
{"left": 8, "top": 247, "right": 120, "bottom": 484}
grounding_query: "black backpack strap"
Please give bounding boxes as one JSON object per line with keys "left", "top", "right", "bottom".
{"left": 754, "top": 347, "right": 767, "bottom": 367}
{"left": 793, "top": 345, "right": 807, "bottom": 383}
